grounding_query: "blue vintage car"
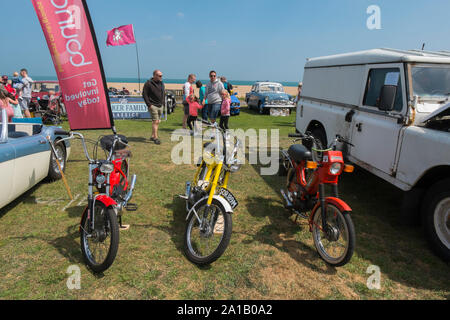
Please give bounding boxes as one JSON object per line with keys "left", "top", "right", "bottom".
{"left": 245, "top": 82, "right": 295, "bottom": 114}
{"left": 230, "top": 93, "right": 241, "bottom": 116}
{"left": 0, "top": 108, "right": 71, "bottom": 210}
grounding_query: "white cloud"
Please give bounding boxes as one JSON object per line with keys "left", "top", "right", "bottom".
{"left": 161, "top": 35, "right": 174, "bottom": 41}
{"left": 177, "top": 12, "right": 184, "bottom": 18}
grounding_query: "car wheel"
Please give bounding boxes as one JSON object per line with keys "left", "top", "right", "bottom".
{"left": 47, "top": 140, "right": 66, "bottom": 181}
{"left": 258, "top": 102, "right": 263, "bottom": 114}
{"left": 422, "top": 179, "right": 450, "bottom": 261}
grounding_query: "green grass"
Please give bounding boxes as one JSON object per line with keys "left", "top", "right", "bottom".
{"left": 0, "top": 106, "right": 448, "bottom": 300}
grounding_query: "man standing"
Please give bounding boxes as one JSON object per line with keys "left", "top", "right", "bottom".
{"left": 143, "top": 70, "right": 165, "bottom": 145}
{"left": 182, "top": 74, "right": 196, "bottom": 129}
{"left": 205, "top": 71, "right": 224, "bottom": 124}
{"left": 16, "top": 68, "right": 32, "bottom": 118}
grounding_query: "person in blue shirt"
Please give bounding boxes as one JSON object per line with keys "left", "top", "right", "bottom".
{"left": 196, "top": 80, "right": 208, "bottom": 120}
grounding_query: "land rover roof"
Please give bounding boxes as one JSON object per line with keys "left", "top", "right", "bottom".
{"left": 305, "top": 48, "right": 450, "bottom": 68}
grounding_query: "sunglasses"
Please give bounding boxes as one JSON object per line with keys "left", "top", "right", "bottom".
{"left": 210, "top": 74, "right": 216, "bottom": 78}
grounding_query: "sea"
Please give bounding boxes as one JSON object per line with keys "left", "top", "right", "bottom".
{"left": 33, "top": 76, "right": 299, "bottom": 87}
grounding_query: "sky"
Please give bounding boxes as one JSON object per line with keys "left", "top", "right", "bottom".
{"left": 1, "top": 0, "right": 449, "bottom": 82}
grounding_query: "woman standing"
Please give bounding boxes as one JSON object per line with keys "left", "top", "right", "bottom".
{"left": 0, "top": 85, "right": 16, "bottom": 122}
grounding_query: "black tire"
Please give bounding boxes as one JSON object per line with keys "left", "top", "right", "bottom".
{"left": 421, "top": 179, "right": 450, "bottom": 261}
{"left": 312, "top": 204, "right": 355, "bottom": 266}
{"left": 278, "top": 152, "right": 289, "bottom": 176}
{"left": 47, "top": 140, "right": 66, "bottom": 181}
{"left": 80, "top": 203, "right": 119, "bottom": 273}
{"left": 258, "top": 102, "right": 264, "bottom": 114}
{"left": 184, "top": 198, "right": 232, "bottom": 265}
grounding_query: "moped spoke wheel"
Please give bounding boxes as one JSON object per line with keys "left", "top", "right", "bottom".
{"left": 184, "top": 199, "right": 232, "bottom": 265}
{"left": 80, "top": 203, "right": 119, "bottom": 273}
{"left": 312, "top": 204, "right": 355, "bottom": 266}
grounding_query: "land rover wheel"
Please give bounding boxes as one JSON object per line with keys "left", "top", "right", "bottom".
{"left": 422, "top": 179, "right": 450, "bottom": 262}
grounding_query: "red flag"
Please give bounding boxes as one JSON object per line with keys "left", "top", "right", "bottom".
{"left": 106, "top": 24, "right": 136, "bottom": 46}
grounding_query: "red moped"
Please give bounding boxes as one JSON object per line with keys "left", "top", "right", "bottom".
{"left": 56, "top": 131, "right": 137, "bottom": 273}
{"left": 280, "top": 132, "right": 355, "bottom": 266}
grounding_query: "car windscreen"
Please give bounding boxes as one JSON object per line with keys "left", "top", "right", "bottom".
{"left": 32, "top": 82, "right": 60, "bottom": 92}
{"left": 412, "top": 66, "right": 450, "bottom": 99}
{"left": 259, "top": 85, "right": 284, "bottom": 93}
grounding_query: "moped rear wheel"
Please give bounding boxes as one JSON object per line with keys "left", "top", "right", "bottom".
{"left": 312, "top": 204, "right": 355, "bottom": 266}
{"left": 184, "top": 199, "right": 232, "bottom": 265}
{"left": 80, "top": 203, "right": 119, "bottom": 273}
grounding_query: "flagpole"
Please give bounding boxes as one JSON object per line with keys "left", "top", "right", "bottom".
{"left": 133, "top": 25, "right": 141, "bottom": 94}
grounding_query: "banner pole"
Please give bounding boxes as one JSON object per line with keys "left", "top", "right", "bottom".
{"left": 133, "top": 26, "right": 141, "bottom": 94}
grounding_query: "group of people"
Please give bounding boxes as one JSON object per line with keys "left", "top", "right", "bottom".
{"left": 0, "top": 69, "right": 33, "bottom": 121}
{"left": 142, "top": 69, "right": 234, "bottom": 145}
{"left": 182, "top": 71, "right": 233, "bottom": 136}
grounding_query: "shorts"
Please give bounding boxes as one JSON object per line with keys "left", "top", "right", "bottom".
{"left": 183, "top": 101, "right": 189, "bottom": 116}
{"left": 209, "top": 103, "right": 221, "bottom": 120}
{"left": 19, "top": 97, "right": 31, "bottom": 111}
{"left": 149, "top": 105, "right": 163, "bottom": 121}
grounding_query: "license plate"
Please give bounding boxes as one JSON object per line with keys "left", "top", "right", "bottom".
{"left": 270, "top": 108, "right": 290, "bottom": 116}
{"left": 218, "top": 188, "right": 238, "bottom": 210}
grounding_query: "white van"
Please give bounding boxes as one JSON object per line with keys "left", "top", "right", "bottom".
{"left": 296, "top": 48, "right": 450, "bottom": 261}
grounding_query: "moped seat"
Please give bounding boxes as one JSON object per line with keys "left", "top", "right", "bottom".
{"left": 114, "top": 149, "right": 132, "bottom": 159}
{"left": 288, "top": 144, "right": 312, "bottom": 163}
{"left": 100, "top": 134, "right": 128, "bottom": 152}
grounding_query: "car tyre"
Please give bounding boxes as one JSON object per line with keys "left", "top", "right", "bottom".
{"left": 47, "top": 140, "right": 66, "bottom": 181}
{"left": 421, "top": 179, "right": 450, "bottom": 262}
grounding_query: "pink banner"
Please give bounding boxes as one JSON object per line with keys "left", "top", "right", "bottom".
{"left": 106, "top": 24, "right": 136, "bottom": 47}
{"left": 31, "top": 0, "right": 113, "bottom": 130}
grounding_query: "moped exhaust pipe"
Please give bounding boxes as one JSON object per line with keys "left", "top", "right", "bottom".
{"left": 124, "top": 174, "right": 137, "bottom": 204}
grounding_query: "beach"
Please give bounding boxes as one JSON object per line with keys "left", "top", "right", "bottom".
{"left": 107, "top": 82, "right": 299, "bottom": 99}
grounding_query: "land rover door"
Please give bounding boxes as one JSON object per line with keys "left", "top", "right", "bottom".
{"left": 348, "top": 64, "right": 407, "bottom": 178}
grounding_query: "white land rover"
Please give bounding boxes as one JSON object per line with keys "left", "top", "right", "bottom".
{"left": 296, "top": 48, "right": 450, "bottom": 261}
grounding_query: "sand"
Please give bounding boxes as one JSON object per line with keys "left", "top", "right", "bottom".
{"left": 107, "top": 82, "right": 299, "bottom": 99}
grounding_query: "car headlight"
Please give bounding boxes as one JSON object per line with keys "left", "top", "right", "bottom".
{"left": 100, "top": 162, "right": 114, "bottom": 174}
{"left": 329, "top": 163, "right": 342, "bottom": 175}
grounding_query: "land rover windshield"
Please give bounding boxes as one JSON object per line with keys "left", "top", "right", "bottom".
{"left": 412, "top": 65, "right": 450, "bottom": 100}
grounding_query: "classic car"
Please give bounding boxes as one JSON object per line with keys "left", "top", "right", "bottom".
{"left": 230, "top": 93, "right": 241, "bottom": 116}
{"left": 0, "top": 108, "right": 71, "bottom": 210}
{"left": 245, "top": 82, "right": 295, "bottom": 114}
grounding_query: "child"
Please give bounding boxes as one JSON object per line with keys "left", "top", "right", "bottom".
{"left": 186, "top": 94, "right": 203, "bottom": 135}
{"left": 219, "top": 90, "right": 231, "bottom": 130}
{"left": 11, "top": 72, "right": 21, "bottom": 89}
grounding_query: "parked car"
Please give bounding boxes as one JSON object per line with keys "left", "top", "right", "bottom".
{"left": 296, "top": 48, "right": 450, "bottom": 261}
{"left": 0, "top": 108, "right": 71, "bottom": 210}
{"left": 230, "top": 93, "right": 241, "bottom": 116}
{"left": 246, "top": 82, "right": 295, "bottom": 114}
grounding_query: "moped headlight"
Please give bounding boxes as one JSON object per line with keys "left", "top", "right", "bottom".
{"left": 100, "top": 162, "right": 114, "bottom": 174}
{"left": 96, "top": 174, "right": 106, "bottom": 185}
{"left": 329, "top": 163, "right": 342, "bottom": 175}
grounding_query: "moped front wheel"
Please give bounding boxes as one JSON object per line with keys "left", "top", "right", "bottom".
{"left": 312, "top": 204, "right": 355, "bottom": 266}
{"left": 184, "top": 199, "right": 232, "bottom": 265}
{"left": 80, "top": 203, "right": 119, "bottom": 273}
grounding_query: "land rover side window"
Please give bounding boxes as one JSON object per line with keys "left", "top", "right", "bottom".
{"left": 363, "top": 68, "right": 403, "bottom": 111}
